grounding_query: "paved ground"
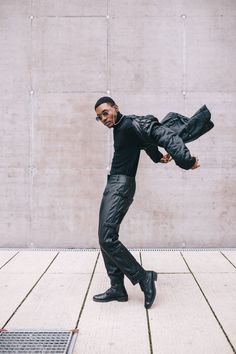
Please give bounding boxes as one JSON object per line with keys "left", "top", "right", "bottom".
{"left": 0, "top": 249, "right": 235, "bottom": 353}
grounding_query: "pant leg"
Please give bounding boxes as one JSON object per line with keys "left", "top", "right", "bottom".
{"left": 98, "top": 175, "right": 146, "bottom": 285}
{"left": 100, "top": 248, "right": 124, "bottom": 285}
{"left": 99, "top": 177, "right": 129, "bottom": 285}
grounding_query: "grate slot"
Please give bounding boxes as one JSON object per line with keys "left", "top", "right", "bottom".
{"left": 0, "top": 330, "right": 72, "bottom": 354}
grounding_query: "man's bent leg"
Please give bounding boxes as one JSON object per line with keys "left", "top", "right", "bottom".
{"left": 98, "top": 175, "right": 146, "bottom": 286}
{"left": 96, "top": 174, "right": 158, "bottom": 308}
{"left": 100, "top": 248, "right": 124, "bottom": 285}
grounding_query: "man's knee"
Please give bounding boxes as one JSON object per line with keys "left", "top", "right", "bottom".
{"left": 99, "top": 222, "right": 118, "bottom": 250}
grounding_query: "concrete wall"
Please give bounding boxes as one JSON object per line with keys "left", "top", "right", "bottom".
{"left": 0, "top": 0, "right": 235, "bottom": 248}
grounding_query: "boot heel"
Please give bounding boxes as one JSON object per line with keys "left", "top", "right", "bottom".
{"left": 117, "top": 296, "right": 128, "bottom": 302}
{"left": 153, "top": 271, "right": 158, "bottom": 281}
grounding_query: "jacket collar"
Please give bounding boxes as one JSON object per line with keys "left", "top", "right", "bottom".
{"left": 114, "top": 112, "right": 124, "bottom": 127}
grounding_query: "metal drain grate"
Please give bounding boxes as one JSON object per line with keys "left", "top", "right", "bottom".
{"left": 0, "top": 330, "right": 72, "bottom": 353}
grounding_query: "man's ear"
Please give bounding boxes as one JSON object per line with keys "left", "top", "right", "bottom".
{"left": 114, "top": 104, "right": 119, "bottom": 112}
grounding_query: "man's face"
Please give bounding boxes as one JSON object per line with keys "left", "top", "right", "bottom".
{"left": 95, "top": 103, "right": 118, "bottom": 129}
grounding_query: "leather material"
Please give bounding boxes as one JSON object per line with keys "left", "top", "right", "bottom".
{"left": 160, "top": 105, "right": 214, "bottom": 144}
{"left": 129, "top": 105, "right": 213, "bottom": 170}
{"left": 99, "top": 175, "right": 146, "bottom": 286}
{"left": 139, "top": 270, "right": 158, "bottom": 309}
{"left": 93, "top": 283, "right": 128, "bottom": 302}
{"left": 131, "top": 115, "right": 195, "bottom": 170}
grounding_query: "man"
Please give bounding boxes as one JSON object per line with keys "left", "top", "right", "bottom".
{"left": 93, "top": 96, "right": 212, "bottom": 309}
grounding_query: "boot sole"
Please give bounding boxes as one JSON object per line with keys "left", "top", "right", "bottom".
{"left": 93, "top": 296, "right": 128, "bottom": 303}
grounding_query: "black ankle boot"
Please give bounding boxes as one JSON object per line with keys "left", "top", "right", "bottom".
{"left": 93, "top": 283, "right": 128, "bottom": 303}
{"left": 139, "top": 270, "right": 158, "bottom": 309}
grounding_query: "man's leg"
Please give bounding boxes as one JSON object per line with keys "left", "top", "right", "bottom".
{"left": 100, "top": 248, "right": 124, "bottom": 285}
{"left": 98, "top": 176, "right": 146, "bottom": 286}
{"left": 94, "top": 175, "right": 158, "bottom": 308}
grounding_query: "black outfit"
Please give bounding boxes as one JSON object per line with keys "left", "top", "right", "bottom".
{"left": 99, "top": 174, "right": 145, "bottom": 285}
{"left": 99, "top": 112, "right": 146, "bottom": 285}
{"left": 98, "top": 106, "right": 213, "bottom": 286}
{"left": 109, "top": 113, "right": 142, "bottom": 177}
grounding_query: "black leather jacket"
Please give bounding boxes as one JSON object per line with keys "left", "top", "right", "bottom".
{"left": 129, "top": 105, "right": 213, "bottom": 170}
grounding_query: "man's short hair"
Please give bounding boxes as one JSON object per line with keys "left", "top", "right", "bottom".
{"left": 94, "top": 96, "right": 116, "bottom": 110}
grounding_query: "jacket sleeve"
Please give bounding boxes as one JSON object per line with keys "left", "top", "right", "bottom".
{"left": 150, "top": 125, "right": 196, "bottom": 170}
{"left": 160, "top": 106, "right": 213, "bottom": 144}
{"left": 143, "top": 144, "right": 163, "bottom": 163}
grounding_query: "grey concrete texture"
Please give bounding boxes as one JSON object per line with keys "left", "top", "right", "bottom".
{"left": 0, "top": 0, "right": 235, "bottom": 248}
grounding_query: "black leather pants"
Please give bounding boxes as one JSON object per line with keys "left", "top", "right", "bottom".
{"left": 98, "top": 174, "right": 146, "bottom": 286}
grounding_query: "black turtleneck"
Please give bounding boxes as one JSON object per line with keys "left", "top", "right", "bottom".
{"left": 110, "top": 112, "right": 143, "bottom": 177}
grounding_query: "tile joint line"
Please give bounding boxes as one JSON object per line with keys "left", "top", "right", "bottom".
{"left": 220, "top": 251, "right": 236, "bottom": 269}
{"left": 1, "top": 252, "right": 60, "bottom": 330}
{"left": 140, "top": 252, "right": 153, "bottom": 354}
{"left": 180, "top": 252, "right": 236, "bottom": 354}
{"left": 67, "top": 251, "right": 101, "bottom": 353}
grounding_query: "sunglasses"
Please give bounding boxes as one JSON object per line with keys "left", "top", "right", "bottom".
{"left": 95, "top": 111, "right": 110, "bottom": 122}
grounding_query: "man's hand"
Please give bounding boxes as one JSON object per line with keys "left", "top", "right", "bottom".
{"left": 191, "top": 156, "right": 200, "bottom": 169}
{"left": 160, "top": 153, "right": 172, "bottom": 163}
